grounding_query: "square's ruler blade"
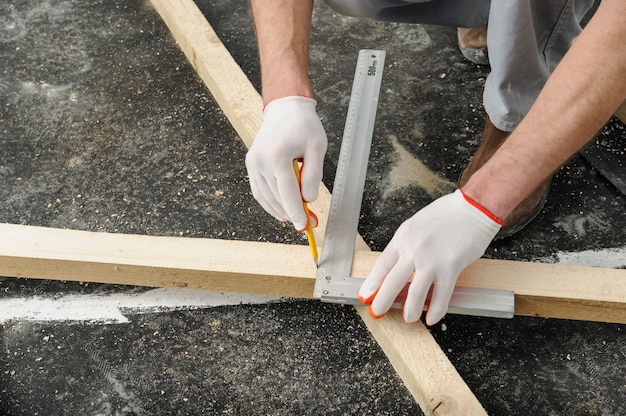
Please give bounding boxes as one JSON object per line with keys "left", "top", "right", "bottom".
{"left": 315, "top": 49, "right": 514, "bottom": 319}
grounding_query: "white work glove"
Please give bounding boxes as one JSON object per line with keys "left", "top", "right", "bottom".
{"left": 246, "top": 96, "right": 327, "bottom": 231}
{"left": 358, "top": 189, "right": 502, "bottom": 325}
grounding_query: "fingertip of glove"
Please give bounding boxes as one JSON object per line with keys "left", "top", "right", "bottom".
{"left": 402, "top": 304, "right": 420, "bottom": 324}
{"left": 425, "top": 312, "right": 445, "bottom": 327}
{"left": 358, "top": 288, "right": 378, "bottom": 305}
{"left": 291, "top": 213, "right": 308, "bottom": 233}
{"left": 368, "top": 304, "right": 386, "bottom": 320}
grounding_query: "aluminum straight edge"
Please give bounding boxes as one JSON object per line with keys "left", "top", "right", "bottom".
{"left": 314, "top": 49, "right": 386, "bottom": 299}
{"left": 320, "top": 277, "right": 515, "bottom": 319}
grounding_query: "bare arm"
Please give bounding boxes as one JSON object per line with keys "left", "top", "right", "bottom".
{"left": 246, "top": 0, "right": 326, "bottom": 231}
{"left": 250, "top": 0, "right": 314, "bottom": 106}
{"left": 463, "top": 0, "right": 626, "bottom": 218}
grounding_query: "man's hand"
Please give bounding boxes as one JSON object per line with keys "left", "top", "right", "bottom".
{"left": 358, "top": 190, "right": 501, "bottom": 325}
{"left": 246, "top": 96, "right": 327, "bottom": 231}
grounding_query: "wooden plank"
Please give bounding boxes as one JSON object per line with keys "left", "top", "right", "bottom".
{"left": 3, "top": 222, "right": 626, "bottom": 323}
{"left": 459, "top": 256, "right": 626, "bottom": 323}
{"left": 0, "top": 223, "right": 316, "bottom": 298}
{"left": 356, "top": 309, "right": 488, "bottom": 415}
{"left": 86, "top": 0, "right": 489, "bottom": 413}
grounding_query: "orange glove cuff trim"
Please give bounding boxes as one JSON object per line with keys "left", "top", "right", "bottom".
{"left": 459, "top": 189, "right": 505, "bottom": 226}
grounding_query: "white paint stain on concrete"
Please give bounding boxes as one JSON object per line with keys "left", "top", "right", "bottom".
{"left": 536, "top": 246, "right": 626, "bottom": 269}
{"left": 552, "top": 212, "right": 612, "bottom": 237}
{"left": 0, "top": 288, "right": 283, "bottom": 324}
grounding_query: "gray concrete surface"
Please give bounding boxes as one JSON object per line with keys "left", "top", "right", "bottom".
{"left": 1, "top": 0, "right": 625, "bottom": 415}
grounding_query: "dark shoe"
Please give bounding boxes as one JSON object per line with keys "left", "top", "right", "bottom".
{"left": 458, "top": 117, "right": 551, "bottom": 238}
{"left": 457, "top": 25, "right": 489, "bottom": 65}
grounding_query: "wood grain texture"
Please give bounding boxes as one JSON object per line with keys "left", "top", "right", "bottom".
{"left": 0, "top": 223, "right": 316, "bottom": 298}
{"left": 5, "top": 222, "right": 625, "bottom": 323}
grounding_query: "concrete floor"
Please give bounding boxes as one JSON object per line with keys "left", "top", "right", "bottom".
{"left": 1, "top": 0, "right": 625, "bottom": 415}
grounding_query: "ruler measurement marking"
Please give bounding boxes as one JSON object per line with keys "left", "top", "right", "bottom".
{"left": 315, "top": 50, "right": 385, "bottom": 298}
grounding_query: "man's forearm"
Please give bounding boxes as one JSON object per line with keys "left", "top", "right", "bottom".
{"left": 463, "top": 0, "right": 626, "bottom": 219}
{"left": 251, "top": 0, "right": 314, "bottom": 106}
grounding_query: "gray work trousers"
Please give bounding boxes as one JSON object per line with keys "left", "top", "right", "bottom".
{"left": 323, "top": 0, "right": 595, "bottom": 131}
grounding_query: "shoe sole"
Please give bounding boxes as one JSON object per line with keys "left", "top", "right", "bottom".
{"left": 495, "top": 190, "right": 549, "bottom": 239}
{"left": 460, "top": 47, "right": 490, "bottom": 66}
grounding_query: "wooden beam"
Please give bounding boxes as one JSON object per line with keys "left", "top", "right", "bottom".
{"left": 3, "top": 222, "right": 626, "bottom": 323}
{"left": 12, "top": 0, "right": 480, "bottom": 413}
{"left": 459, "top": 256, "right": 626, "bottom": 323}
{"left": 0, "top": 223, "right": 316, "bottom": 298}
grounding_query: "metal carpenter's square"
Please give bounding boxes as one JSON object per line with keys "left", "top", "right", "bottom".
{"left": 314, "top": 49, "right": 514, "bottom": 319}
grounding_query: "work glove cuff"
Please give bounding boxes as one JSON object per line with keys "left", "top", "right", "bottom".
{"left": 263, "top": 96, "right": 317, "bottom": 114}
